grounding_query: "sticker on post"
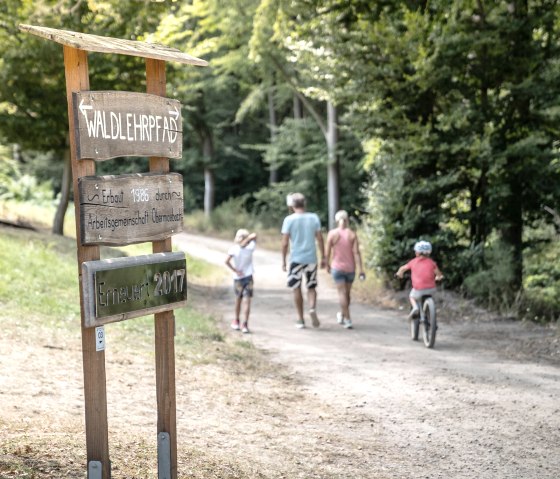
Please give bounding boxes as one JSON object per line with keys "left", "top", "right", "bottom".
{"left": 95, "top": 326, "right": 105, "bottom": 351}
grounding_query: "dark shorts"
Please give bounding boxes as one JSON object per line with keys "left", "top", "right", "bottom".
{"left": 287, "top": 263, "right": 318, "bottom": 290}
{"left": 234, "top": 275, "right": 253, "bottom": 298}
{"left": 331, "top": 269, "right": 355, "bottom": 284}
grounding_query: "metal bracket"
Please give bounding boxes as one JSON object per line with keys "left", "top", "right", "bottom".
{"left": 88, "top": 460, "right": 102, "bottom": 479}
{"left": 157, "top": 432, "right": 171, "bottom": 478}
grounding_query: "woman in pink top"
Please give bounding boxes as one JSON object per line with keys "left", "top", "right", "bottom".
{"left": 326, "top": 210, "right": 365, "bottom": 329}
{"left": 396, "top": 241, "right": 444, "bottom": 317}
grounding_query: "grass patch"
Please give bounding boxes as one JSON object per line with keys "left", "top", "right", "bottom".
{"left": 0, "top": 224, "right": 234, "bottom": 355}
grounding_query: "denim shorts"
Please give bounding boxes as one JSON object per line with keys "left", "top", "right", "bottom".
{"left": 410, "top": 287, "right": 437, "bottom": 299}
{"left": 234, "top": 275, "right": 253, "bottom": 298}
{"left": 331, "top": 268, "right": 355, "bottom": 284}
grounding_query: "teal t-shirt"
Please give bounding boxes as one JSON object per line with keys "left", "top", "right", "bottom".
{"left": 281, "top": 212, "right": 321, "bottom": 264}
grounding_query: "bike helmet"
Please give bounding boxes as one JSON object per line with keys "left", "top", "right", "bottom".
{"left": 414, "top": 240, "right": 432, "bottom": 254}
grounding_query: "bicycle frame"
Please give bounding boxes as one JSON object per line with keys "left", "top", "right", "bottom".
{"left": 410, "top": 295, "right": 437, "bottom": 348}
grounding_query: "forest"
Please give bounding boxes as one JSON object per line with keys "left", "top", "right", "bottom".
{"left": 1, "top": 0, "right": 559, "bottom": 321}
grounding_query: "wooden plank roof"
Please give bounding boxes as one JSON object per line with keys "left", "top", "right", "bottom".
{"left": 18, "top": 24, "right": 208, "bottom": 67}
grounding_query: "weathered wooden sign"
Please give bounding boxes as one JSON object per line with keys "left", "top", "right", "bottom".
{"left": 82, "top": 252, "right": 188, "bottom": 327}
{"left": 72, "top": 91, "right": 183, "bottom": 160}
{"left": 78, "top": 172, "right": 184, "bottom": 245}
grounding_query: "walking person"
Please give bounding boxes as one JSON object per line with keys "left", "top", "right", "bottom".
{"left": 325, "top": 210, "right": 365, "bottom": 329}
{"left": 281, "top": 193, "right": 326, "bottom": 329}
{"left": 225, "top": 229, "right": 257, "bottom": 334}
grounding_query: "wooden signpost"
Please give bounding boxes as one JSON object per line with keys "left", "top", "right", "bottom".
{"left": 19, "top": 24, "right": 208, "bottom": 479}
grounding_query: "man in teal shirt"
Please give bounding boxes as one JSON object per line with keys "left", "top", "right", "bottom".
{"left": 281, "top": 193, "right": 326, "bottom": 329}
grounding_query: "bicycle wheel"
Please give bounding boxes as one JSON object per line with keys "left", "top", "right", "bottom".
{"left": 422, "top": 297, "right": 437, "bottom": 348}
{"left": 410, "top": 317, "right": 419, "bottom": 341}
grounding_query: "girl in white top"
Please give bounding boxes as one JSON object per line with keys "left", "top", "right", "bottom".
{"left": 225, "top": 229, "right": 257, "bottom": 333}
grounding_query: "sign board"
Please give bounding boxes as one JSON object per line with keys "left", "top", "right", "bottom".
{"left": 82, "top": 252, "right": 188, "bottom": 328}
{"left": 72, "top": 91, "right": 182, "bottom": 160}
{"left": 78, "top": 172, "right": 184, "bottom": 245}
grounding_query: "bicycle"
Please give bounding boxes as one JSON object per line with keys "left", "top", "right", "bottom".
{"left": 409, "top": 293, "right": 437, "bottom": 348}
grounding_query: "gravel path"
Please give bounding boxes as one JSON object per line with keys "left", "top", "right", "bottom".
{"left": 175, "top": 232, "right": 560, "bottom": 479}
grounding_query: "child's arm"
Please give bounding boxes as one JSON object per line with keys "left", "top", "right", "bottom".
{"left": 225, "top": 255, "right": 241, "bottom": 276}
{"left": 435, "top": 265, "right": 444, "bottom": 281}
{"left": 396, "top": 263, "right": 409, "bottom": 278}
{"left": 239, "top": 232, "right": 257, "bottom": 247}
{"left": 352, "top": 233, "right": 365, "bottom": 279}
{"left": 325, "top": 232, "right": 333, "bottom": 273}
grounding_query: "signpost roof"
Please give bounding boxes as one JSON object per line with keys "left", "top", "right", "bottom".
{"left": 18, "top": 24, "right": 208, "bottom": 67}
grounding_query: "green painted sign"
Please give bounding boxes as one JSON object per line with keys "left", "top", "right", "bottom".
{"left": 82, "top": 252, "right": 187, "bottom": 327}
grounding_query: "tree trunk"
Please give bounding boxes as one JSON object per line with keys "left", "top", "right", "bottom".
{"left": 52, "top": 148, "right": 71, "bottom": 235}
{"left": 326, "top": 101, "right": 339, "bottom": 230}
{"left": 500, "top": 0, "right": 530, "bottom": 290}
{"left": 293, "top": 95, "right": 303, "bottom": 120}
{"left": 502, "top": 177, "right": 523, "bottom": 290}
{"left": 268, "top": 89, "right": 279, "bottom": 184}
{"left": 202, "top": 133, "right": 215, "bottom": 217}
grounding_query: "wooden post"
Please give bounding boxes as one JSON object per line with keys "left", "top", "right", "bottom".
{"left": 146, "top": 58, "right": 178, "bottom": 478}
{"left": 63, "top": 46, "right": 111, "bottom": 478}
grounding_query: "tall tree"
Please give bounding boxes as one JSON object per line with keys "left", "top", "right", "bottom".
{"left": 318, "top": 1, "right": 560, "bottom": 292}
{"left": 0, "top": 0, "right": 171, "bottom": 233}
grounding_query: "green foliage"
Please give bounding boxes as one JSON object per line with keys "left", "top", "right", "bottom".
{"left": 2, "top": 0, "right": 560, "bottom": 321}
{"left": 462, "top": 239, "right": 518, "bottom": 313}
{"left": 521, "top": 225, "right": 560, "bottom": 321}
{"left": 0, "top": 149, "right": 54, "bottom": 204}
{"left": 185, "top": 197, "right": 261, "bottom": 236}
{"left": 329, "top": 0, "right": 560, "bottom": 315}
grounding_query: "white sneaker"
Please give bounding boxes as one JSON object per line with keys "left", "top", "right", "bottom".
{"left": 336, "top": 312, "right": 344, "bottom": 325}
{"left": 295, "top": 319, "right": 306, "bottom": 329}
{"left": 343, "top": 318, "right": 353, "bottom": 329}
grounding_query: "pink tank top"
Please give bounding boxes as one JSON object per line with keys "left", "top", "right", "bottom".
{"left": 330, "top": 228, "right": 355, "bottom": 273}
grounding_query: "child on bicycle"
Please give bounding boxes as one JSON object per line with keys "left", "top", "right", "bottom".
{"left": 396, "top": 241, "right": 444, "bottom": 318}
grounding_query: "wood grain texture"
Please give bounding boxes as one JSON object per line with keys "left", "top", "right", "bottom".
{"left": 72, "top": 91, "right": 182, "bottom": 160}
{"left": 146, "top": 57, "right": 178, "bottom": 479}
{"left": 19, "top": 24, "right": 208, "bottom": 66}
{"left": 63, "top": 45, "right": 111, "bottom": 478}
{"left": 78, "top": 172, "right": 184, "bottom": 245}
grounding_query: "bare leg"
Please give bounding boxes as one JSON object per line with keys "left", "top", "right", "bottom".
{"left": 293, "top": 287, "right": 304, "bottom": 321}
{"left": 242, "top": 297, "right": 252, "bottom": 324}
{"left": 345, "top": 282, "right": 352, "bottom": 319}
{"left": 235, "top": 296, "right": 242, "bottom": 320}
{"left": 307, "top": 287, "right": 317, "bottom": 311}
{"left": 336, "top": 282, "right": 350, "bottom": 319}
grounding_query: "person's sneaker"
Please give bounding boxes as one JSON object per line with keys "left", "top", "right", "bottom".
{"left": 408, "top": 307, "right": 419, "bottom": 319}
{"left": 231, "top": 319, "right": 240, "bottom": 330}
{"left": 336, "top": 312, "right": 344, "bottom": 325}
{"left": 241, "top": 323, "right": 250, "bottom": 334}
{"left": 309, "top": 309, "right": 320, "bottom": 328}
{"left": 343, "top": 318, "right": 353, "bottom": 329}
{"left": 295, "top": 319, "right": 306, "bottom": 329}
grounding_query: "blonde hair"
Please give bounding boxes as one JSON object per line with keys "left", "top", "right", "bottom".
{"left": 234, "top": 228, "right": 249, "bottom": 243}
{"left": 335, "top": 210, "right": 349, "bottom": 224}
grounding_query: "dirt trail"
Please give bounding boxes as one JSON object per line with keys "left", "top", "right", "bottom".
{"left": 174, "top": 232, "right": 560, "bottom": 479}
{"left": 2, "top": 229, "right": 559, "bottom": 478}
